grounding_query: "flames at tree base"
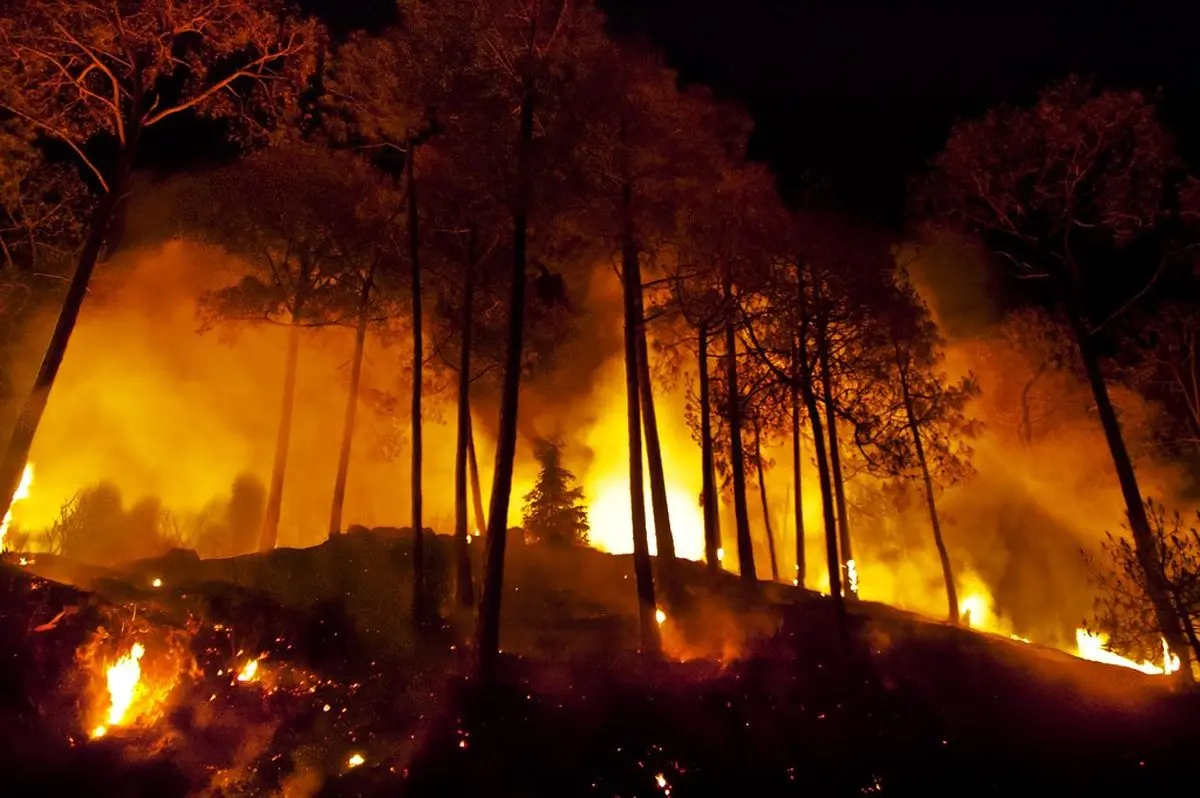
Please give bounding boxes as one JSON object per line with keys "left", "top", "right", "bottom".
{"left": 1, "top": 531, "right": 1197, "bottom": 796}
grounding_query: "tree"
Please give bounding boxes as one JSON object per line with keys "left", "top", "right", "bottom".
{"left": 189, "top": 146, "right": 395, "bottom": 551}
{"left": 431, "top": 0, "right": 608, "bottom": 678}
{"left": 922, "top": 76, "right": 1193, "bottom": 678}
{"left": 321, "top": 24, "right": 442, "bottom": 625}
{"left": 0, "top": 0, "right": 312, "bottom": 520}
{"left": 1090, "top": 500, "right": 1200, "bottom": 671}
{"left": 677, "top": 281, "right": 724, "bottom": 573}
{"left": 522, "top": 438, "right": 589, "bottom": 545}
{"left": 868, "top": 273, "right": 979, "bottom": 622}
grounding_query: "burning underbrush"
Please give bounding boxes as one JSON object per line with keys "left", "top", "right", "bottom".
{"left": 1, "top": 530, "right": 1199, "bottom": 796}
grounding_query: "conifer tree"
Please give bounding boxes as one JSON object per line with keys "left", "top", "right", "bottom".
{"left": 522, "top": 439, "right": 589, "bottom": 546}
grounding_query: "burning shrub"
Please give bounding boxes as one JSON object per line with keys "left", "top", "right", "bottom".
{"left": 42, "top": 483, "right": 184, "bottom": 566}
{"left": 1089, "top": 499, "right": 1200, "bottom": 669}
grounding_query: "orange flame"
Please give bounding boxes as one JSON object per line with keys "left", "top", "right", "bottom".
{"left": 0, "top": 463, "right": 34, "bottom": 548}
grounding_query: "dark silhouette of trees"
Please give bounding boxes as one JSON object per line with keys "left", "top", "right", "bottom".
{"left": 189, "top": 146, "right": 394, "bottom": 551}
{"left": 522, "top": 438, "right": 589, "bottom": 545}
{"left": 0, "top": 0, "right": 313, "bottom": 522}
{"left": 923, "top": 76, "right": 1193, "bottom": 679}
{"left": 863, "top": 274, "right": 979, "bottom": 623}
{"left": 1090, "top": 500, "right": 1200, "bottom": 671}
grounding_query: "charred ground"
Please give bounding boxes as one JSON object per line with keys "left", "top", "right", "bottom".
{"left": 1, "top": 530, "right": 1196, "bottom": 797}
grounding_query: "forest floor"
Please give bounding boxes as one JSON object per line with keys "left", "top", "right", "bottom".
{"left": 1, "top": 528, "right": 1197, "bottom": 797}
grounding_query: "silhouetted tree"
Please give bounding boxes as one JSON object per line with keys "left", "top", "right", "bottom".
{"left": 522, "top": 439, "right": 589, "bottom": 545}
{"left": 923, "top": 76, "right": 1192, "bottom": 678}
{"left": 189, "top": 146, "right": 395, "bottom": 551}
{"left": 0, "top": 0, "right": 312, "bottom": 521}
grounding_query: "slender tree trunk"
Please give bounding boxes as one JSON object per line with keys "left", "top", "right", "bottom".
{"left": 754, "top": 421, "right": 779, "bottom": 582}
{"left": 698, "top": 323, "right": 720, "bottom": 573}
{"left": 476, "top": 75, "right": 535, "bottom": 679}
{"left": 328, "top": 279, "right": 371, "bottom": 537}
{"left": 0, "top": 130, "right": 141, "bottom": 520}
{"left": 621, "top": 175, "right": 660, "bottom": 657}
{"left": 897, "top": 346, "right": 958, "bottom": 622}
{"left": 454, "top": 232, "right": 477, "bottom": 610}
{"left": 467, "top": 412, "right": 487, "bottom": 534}
{"left": 815, "top": 290, "right": 854, "bottom": 596}
{"left": 722, "top": 265, "right": 756, "bottom": 585}
{"left": 408, "top": 144, "right": 426, "bottom": 626}
{"left": 791, "top": 381, "right": 805, "bottom": 588}
{"left": 803, "top": 375, "right": 843, "bottom": 611}
{"left": 260, "top": 322, "right": 302, "bottom": 551}
{"left": 636, "top": 288, "right": 676, "bottom": 567}
{"left": 1066, "top": 301, "right": 1193, "bottom": 684}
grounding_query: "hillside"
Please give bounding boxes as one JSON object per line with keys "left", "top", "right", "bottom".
{"left": 1, "top": 529, "right": 1196, "bottom": 796}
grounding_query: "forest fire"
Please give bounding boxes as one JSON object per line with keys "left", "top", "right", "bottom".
{"left": 0, "top": 462, "right": 33, "bottom": 548}
{"left": 3, "top": 0, "right": 1200, "bottom": 792}
{"left": 92, "top": 642, "right": 145, "bottom": 738}
{"left": 1073, "top": 629, "right": 1180, "bottom": 676}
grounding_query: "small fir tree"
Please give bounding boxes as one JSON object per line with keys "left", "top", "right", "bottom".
{"left": 522, "top": 439, "right": 589, "bottom": 546}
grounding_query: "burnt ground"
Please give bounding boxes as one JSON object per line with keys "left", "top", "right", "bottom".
{"left": 1, "top": 528, "right": 1197, "bottom": 797}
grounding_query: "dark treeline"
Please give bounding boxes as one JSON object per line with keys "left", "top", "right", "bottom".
{"left": 2, "top": 0, "right": 1200, "bottom": 682}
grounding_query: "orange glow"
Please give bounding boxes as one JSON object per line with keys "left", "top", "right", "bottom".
{"left": 1073, "top": 628, "right": 1180, "bottom": 675}
{"left": 0, "top": 462, "right": 34, "bottom": 548}
{"left": 92, "top": 642, "right": 145, "bottom": 737}
{"left": 236, "top": 658, "right": 259, "bottom": 682}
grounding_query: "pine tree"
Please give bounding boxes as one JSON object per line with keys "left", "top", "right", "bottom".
{"left": 522, "top": 439, "right": 590, "bottom": 546}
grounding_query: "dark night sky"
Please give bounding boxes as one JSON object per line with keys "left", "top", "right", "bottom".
{"left": 145, "top": 1, "right": 1200, "bottom": 229}
{"left": 603, "top": 0, "right": 1200, "bottom": 224}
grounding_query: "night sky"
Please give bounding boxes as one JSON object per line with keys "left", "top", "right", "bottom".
{"left": 604, "top": 0, "right": 1200, "bottom": 224}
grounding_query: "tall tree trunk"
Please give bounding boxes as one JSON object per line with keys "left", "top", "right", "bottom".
{"left": 815, "top": 288, "right": 854, "bottom": 596}
{"left": 621, "top": 175, "right": 661, "bottom": 657}
{"left": 408, "top": 144, "right": 426, "bottom": 627}
{"left": 467, "top": 412, "right": 487, "bottom": 534}
{"left": 260, "top": 322, "right": 302, "bottom": 551}
{"left": 698, "top": 323, "right": 720, "bottom": 573}
{"left": 635, "top": 288, "right": 676, "bottom": 568}
{"left": 454, "top": 232, "right": 477, "bottom": 610}
{"left": 791, "top": 381, "right": 806, "bottom": 587}
{"left": 754, "top": 421, "right": 779, "bottom": 582}
{"left": 897, "top": 346, "right": 958, "bottom": 622}
{"left": 1066, "top": 301, "right": 1193, "bottom": 684}
{"left": 722, "top": 265, "right": 756, "bottom": 585}
{"left": 328, "top": 277, "right": 372, "bottom": 537}
{"left": 0, "top": 130, "right": 141, "bottom": 520}
{"left": 803, "top": 375, "right": 843, "bottom": 613}
{"left": 476, "top": 75, "right": 535, "bottom": 679}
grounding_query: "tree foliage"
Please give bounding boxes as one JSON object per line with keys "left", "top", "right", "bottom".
{"left": 521, "top": 438, "right": 588, "bottom": 546}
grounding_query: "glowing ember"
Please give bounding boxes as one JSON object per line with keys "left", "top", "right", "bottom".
{"left": 0, "top": 463, "right": 34, "bottom": 548}
{"left": 93, "top": 642, "right": 145, "bottom": 737}
{"left": 845, "top": 559, "right": 859, "bottom": 595}
{"left": 151, "top": 578, "right": 162, "bottom": 588}
{"left": 717, "top": 547, "right": 724, "bottom": 562}
{"left": 655, "top": 608, "right": 667, "bottom": 625}
{"left": 347, "top": 753, "right": 365, "bottom": 768}
{"left": 1073, "top": 628, "right": 1179, "bottom": 676}
{"left": 236, "top": 658, "right": 259, "bottom": 682}
{"left": 656, "top": 772, "right": 670, "bottom": 793}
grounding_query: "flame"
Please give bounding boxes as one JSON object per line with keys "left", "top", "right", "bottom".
{"left": 655, "top": 608, "right": 667, "bottom": 626}
{"left": 0, "top": 463, "right": 34, "bottom": 548}
{"left": 845, "top": 559, "right": 859, "bottom": 594}
{"left": 92, "top": 642, "right": 145, "bottom": 737}
{"left": 587, "top": 477, "right": 706, "bottom": 561}
{"left": 1073, "top": 628, "right": 1180, "bottom": 675}
{"left": 347, "top": 753, "right": 365, "bottom": 768}
{"left": 236, "top": 658, "right": 259, "bottom": 682}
